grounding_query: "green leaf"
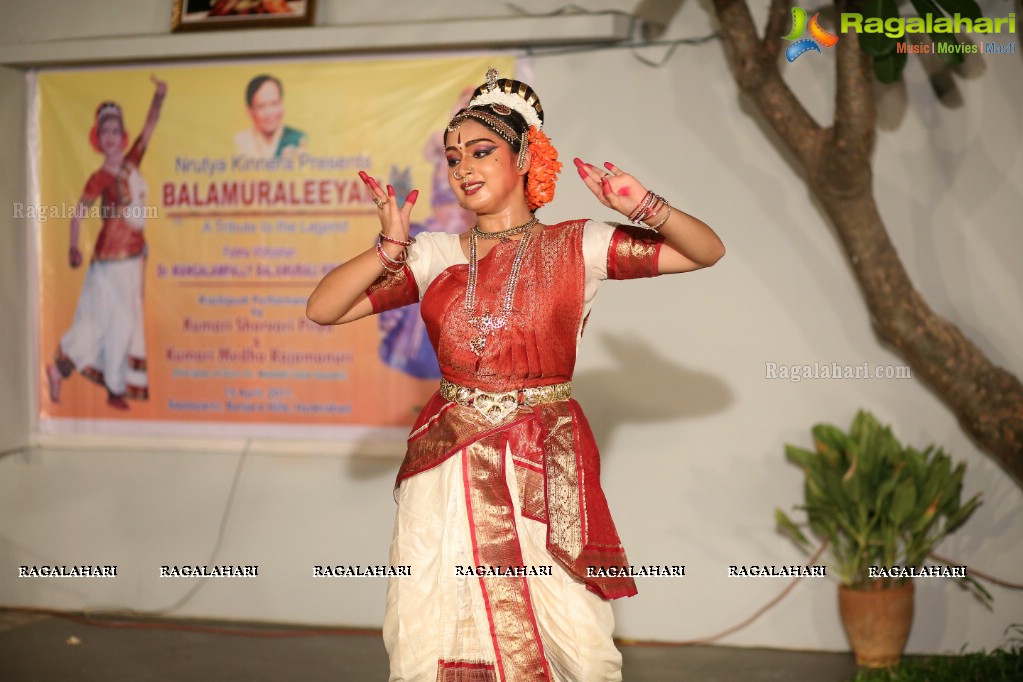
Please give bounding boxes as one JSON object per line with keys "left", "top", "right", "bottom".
{"left": 808, "top": 514, "right": 832, "bottom": 544}
{"left": 811, "top": 423, "right": 848, "bottom": 463}
{"left": 911, "top": 496, "right": 940, "bottom": 533}
{"left": 933, "top": 0, "right": 983, "bottom": 21}
{"left": 784, "top": 444, "right": 816, "bottom": 469}
{"left": 776, "top": 508, "right": 812, "bottom": 549}
{"left": 889, "top": 478, "right": 918, "bottom": 526}
{"left": 875, "top": 467, "right": 902, "bottom": 507}
{"left": 850, "top": 410, "right": 878, "bottom": 442}
{"left": 944, "top": 493, "right": 982, "bottom": 533}
{"left": 859, "top": 0, "right": 901, "bottom": 57}
{"left": 821, "top": 464, "right": 850, "bottom": 508}
{"left": 874, "top": 46, "right": 909, "bottom": 83}
{"left": 960, "top": 573, "right": 993, "bottom": 605}
{"left": 909, "top": 0, "right": 966, "bottom": 64}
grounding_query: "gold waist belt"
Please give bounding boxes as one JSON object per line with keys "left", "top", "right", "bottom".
{"left": 440, "top": 378, "right": 572, "bottom": 425}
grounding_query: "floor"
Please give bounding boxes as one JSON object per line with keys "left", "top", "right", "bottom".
{"left": 0, "top": 610, "right": 862, "bottom": 681}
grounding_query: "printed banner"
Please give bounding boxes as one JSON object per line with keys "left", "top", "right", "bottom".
{"left": 34, "top": 54, "right": 519, "bottom": 438}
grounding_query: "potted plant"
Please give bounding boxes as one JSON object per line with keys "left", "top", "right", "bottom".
{"left": 776, "top": 410, "right": 987, "bottom": 668}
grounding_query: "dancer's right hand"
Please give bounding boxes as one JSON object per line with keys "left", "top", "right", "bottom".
{"left": 358, "top": 171, "right": 418, "bottom": 247}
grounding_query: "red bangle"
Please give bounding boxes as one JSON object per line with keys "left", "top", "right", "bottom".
{"left": 628, "top": 191, "right": 655, "bottom": 222}
{"left": 634, "top": 193, "right": 667, "bottom": 226}
{"left": 379, "top": 232, "right": 415, "bottom": 247}
{"left": 636, "top": 199, "right": 661, "bottom": 223}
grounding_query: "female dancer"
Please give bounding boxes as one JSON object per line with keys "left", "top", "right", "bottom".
{"left": 307, "top": 69, "right": 724, "bottom": 681}
{"left": 47, "top": 76, "right": 167, "bottom": 410}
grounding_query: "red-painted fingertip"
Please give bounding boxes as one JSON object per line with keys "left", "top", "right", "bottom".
{"left": 358, "top": 170, "right": 369, "bottom": 182}
{"left": 387, "top": 185, "right": 395, "bottom": 196}
{"left": 573, "top": 157, "right": 584, "bottom": 167}
{"left": 603, "top": 162, "right": 614, "bottom": 171}
{"left": 576, "top": 165, "right": 588, "bottom": 180}
{"left": 407, "top": 189, "right": 419, "bottom": 203}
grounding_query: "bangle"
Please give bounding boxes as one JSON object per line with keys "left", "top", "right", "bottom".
{"left": 376, "top": 234, "right": 409, "bottom": 262}
{"left": 628, "top": 191, "right": 655, "bottom": 222}
{"left": 376, "top": 242, "right": 405, "bottom": 272}
{"left": 638, "top": 196, "right": 663, "bottom": 223}
{"left": 375, "top": 237, "right": 407, "bottom": 272}
{"left": 644, "top": 202, "right": 672, "bottom": 231}
{"left": 379, "top": 232, "right": 415, "bottom": 247}
{"left": 377, "top": 241, "right": 407, "bottom": 265}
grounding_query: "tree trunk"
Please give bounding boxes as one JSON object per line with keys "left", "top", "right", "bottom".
{"left": 814, "top": 183, "right": 1023, "bottom": 487}
{"left": 711, "top": 0, "right": 1023, "bottom": 487}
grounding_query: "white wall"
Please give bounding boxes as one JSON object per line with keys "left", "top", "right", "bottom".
{"left": 1, "top": 0, "right": 1021, "bottom": 655}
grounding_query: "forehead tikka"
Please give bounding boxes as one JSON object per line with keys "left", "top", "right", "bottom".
{"left": 446, "top": 109, "right": 518, "bottom": 147}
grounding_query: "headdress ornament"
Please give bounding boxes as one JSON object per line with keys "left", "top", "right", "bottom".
{"left": 95, "top": 101, "right": 123, "bottom": 124}
{"left": 466, "top": 67, "right": 544, "bottom": 129}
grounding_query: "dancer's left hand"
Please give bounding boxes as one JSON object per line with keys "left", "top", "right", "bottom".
{"left": 574, "top": 158, "right": 650, "bottom": 219}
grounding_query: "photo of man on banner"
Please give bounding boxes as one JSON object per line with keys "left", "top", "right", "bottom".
{"left": 234, "top": 74, "right": 306, "bottom": 159}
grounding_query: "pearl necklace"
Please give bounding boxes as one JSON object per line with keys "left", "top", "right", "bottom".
{"left": 465, "top": 224, "right": 536, "bottom": 356}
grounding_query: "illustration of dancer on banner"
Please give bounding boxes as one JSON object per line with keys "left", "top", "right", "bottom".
{"left": 47, "top": 75, "right": 168, "bottom": 410}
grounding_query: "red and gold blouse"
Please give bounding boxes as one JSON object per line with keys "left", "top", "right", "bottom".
{"left": 81, "top": 137, "right": 149, "bottom": 261}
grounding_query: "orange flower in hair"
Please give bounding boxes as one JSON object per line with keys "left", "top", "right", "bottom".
{"left": 525, "top": 126, "right": 561, "bottom": 211}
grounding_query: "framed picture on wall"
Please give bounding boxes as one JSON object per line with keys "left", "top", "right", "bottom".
{"left": 171, "top": 0, "right": 316, "bottom": 32}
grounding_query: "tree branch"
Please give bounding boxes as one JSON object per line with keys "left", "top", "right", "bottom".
{"left": 762, "top": 0, "right": 791, "bottom": 60}
{"left": 828, "top": 194, "right": 1023, "bottom": 486}
{"left": 711, "top": 0, "right": 1023, "bottom": 488}
{"left": 711, "top": 0, "right": 823, "bottom": 170}
{"left": 823, "top": 0, "right": 876, "bottom": 194}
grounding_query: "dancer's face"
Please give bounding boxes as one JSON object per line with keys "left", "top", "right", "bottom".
{"left": 248, "top": 80, "right": 284, "bottom": 137}
{"left": 98, "top": 119, "right": 124, "bottom": 156}
{"left": 444, "top": 120, "right": 525, "bottom": 213}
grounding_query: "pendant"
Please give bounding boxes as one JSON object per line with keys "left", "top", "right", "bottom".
{"left": 468, "top": 311, "right": 507, "bottom": 334}
{"left": 467, "top": 310, "right": 507, "bottom": 356}
{"left": 470, "top": 335, "right": 486, "bottom": 356}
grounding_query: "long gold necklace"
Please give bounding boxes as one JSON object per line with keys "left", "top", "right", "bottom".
{"left": 465, "top": 224, "right": 535, "bottom": 356}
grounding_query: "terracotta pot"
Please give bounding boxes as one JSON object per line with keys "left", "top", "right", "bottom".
{"left": 838, "top": 582, "right": 915, "bottom": 668}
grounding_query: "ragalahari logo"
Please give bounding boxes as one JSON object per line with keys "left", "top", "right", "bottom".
{"left": 783, "top": 7, "right": 839, "bottom": 61}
